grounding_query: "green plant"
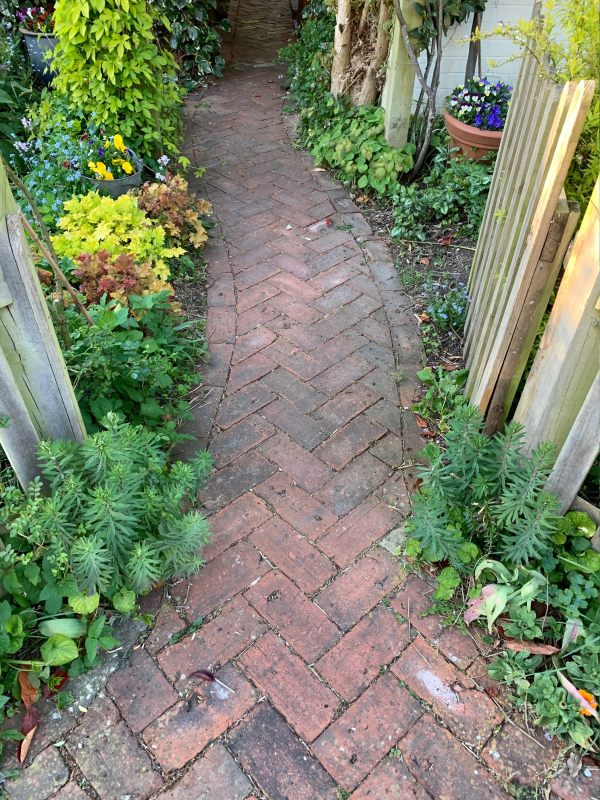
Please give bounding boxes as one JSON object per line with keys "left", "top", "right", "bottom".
{"left": 64, "top": 292, "right": 206, "bottom": 434}
{"left": 51, "top": 191, "right": 184, "bottom": 279}
{"left": 407, "top": 405, "right": 560, "bottom": 568}
{"left": 154, "top": 0, "right": 229, "bottom": 87}
{"left": 72, "top": 250, "right": 174, "bottom": 306}
{"left": 391, "top": 141, "right": 494, "bottom": 241}
{"left": 0, "top": 23, "right": 38, "bottom": 167}
{"left": 136, "top": 174, "right": 212, "bottom": 249}
{"left": 412, "top": 366, "right": 468, "bottom": 431}
{"left": 50, "top": 0, "right": 182, "bottom": 159}
{"left": 308, "top": 102, "right": 415, "bottom": 195}
{"left": 426, "top": 284, "right": 468, "bottom": 332}
{"left": 446, "top": 76, "right": 512, "bottom": 130}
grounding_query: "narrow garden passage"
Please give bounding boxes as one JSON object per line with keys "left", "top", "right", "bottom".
{"left": 7, "top": 20, "right": 584, "bottom": 800}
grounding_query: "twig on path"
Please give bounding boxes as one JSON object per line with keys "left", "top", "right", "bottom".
{"left": 397, "top": 237, "right": 477, "bottom": 252}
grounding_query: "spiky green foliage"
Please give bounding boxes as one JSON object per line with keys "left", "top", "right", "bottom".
{"left": 407, "top": 405, "right": 560, "bottom": 568}
{"left": 5, "top": 413, "right": 212, "bottom": 597}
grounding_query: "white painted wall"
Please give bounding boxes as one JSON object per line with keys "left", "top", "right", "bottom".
{"left": 382, "top": 0, "right": 536, "bottom": 111}
{"left": 428, "top": 0, "right": 534, "bottom": 105}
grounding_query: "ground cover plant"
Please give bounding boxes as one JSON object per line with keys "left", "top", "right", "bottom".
{"left": 0, "top": 415, "right": 212, "bottom": 757}
{"left": 404, "top": 404, "right": 600, "bottom": 750}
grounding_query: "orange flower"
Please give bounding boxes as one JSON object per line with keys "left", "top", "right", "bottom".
{"left": 578, "top": 689, "right": 598, "bottom": 716}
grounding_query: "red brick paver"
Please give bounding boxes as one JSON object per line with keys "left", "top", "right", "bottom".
{"left": 13, "top": 21, "right": 569, "bottom": 800}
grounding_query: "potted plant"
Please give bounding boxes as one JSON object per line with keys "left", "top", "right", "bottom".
{"left": 83, "top": 133, "right": 143, "bottom": 198}
{"left": 444, "top": 76, "right": 512, "bottom": 161}
{"left": 17, "top": 4, "right": 57, "bottom": 85}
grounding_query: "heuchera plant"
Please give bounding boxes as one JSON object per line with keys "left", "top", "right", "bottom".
{"left": 446, "top": 76, "right": 512, "bottom": 131}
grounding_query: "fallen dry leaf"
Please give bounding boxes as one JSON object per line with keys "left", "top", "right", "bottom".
{"left": 420, "top": 256, "right": 430, "bottom": 266}
{"left": 416, "top": 313, "right": 430, "bottom": 325}
{"left": 414, "top": 415, "right": 429, "bottom": 429}
{"left": 438, "top": 234, "right": 453, "bottom": 246}
{"left": 18, "top": 672, "right": 37, "bottom": 710}
{"left": 503, "top": 639, "right": 559, "bottom": 655}
{"left": 17, "top": 706, "right": 41, "bottom": 765}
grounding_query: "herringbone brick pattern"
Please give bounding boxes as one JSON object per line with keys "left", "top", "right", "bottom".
{"left": 9, "top": 56, "right": 597, "bottom": 800}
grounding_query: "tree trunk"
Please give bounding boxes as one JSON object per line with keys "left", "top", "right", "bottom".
{"left": 465, "top": 12, "right": 482, "bottom": 82}
{"left": 330, "top": 0, "right": 353, "bottom": 97}
{"left": 357, "top": 0, "right": 391, "bottom": 105}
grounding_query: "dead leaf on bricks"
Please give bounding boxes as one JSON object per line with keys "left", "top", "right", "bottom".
{"left": 503, "top": 639, "right": 559, "bottom": 656}
{"left": 414, "top": 415, "right": 429, "bottom": 429}
{"left": 17, "top": 672, "right": 41, "bottom": 765}
{"left": 18, "top": 671, "right": 38, "bottom": 709}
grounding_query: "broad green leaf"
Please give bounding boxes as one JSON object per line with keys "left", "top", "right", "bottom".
{"left": 68, "top": 592, "right": 100, "bottom": 615}
{"left": 41, "top": 634, "right": 79, "bottom": 666}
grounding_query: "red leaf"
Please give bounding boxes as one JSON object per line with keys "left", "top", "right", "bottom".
{"left": 189, "top": 669, "right": 215, "bottom": 683}
{"left": 438, "top": 234, "right": 453, "bottom": 246}
{"left": 420, "top": 257, "right": 430, "bottom": 266}
{"left": 503, "top": 639, "right": 559, "bottom": 655}
{"left": 413, "top": 477, "right": 424, "bottom": 491}
{"left": 414, "top": 415, "right": 429, "bottom": 429}
{"left": 17, "top": 706, "right": 41, "bottom": 764}
{"left": 18, "top": 672, "right": 38, "bottom": 710}
{"left": 42, "top": 669, "right": 69, "bottom": 699}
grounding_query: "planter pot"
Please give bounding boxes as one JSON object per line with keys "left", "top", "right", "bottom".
{"left": 20, "top": 29, "right": 57, "bottom": 86}
{"left": 84, "top": 151, "right": 144, "bottom": 199}
{"left": 443, "top": 111, "right": 503, "bottom": 162}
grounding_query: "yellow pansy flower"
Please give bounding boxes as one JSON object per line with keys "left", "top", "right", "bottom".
{"left": 113, "top": 134, "right": 126, "bottom": 153}
{"left": 121, "top": 160, "right": 134, "bottom": 175}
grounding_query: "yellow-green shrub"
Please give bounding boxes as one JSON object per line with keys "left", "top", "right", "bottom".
{"left": 51, "top": 0, "right": 182, "bottom": 158}
{"left": 51, "top": 192, "right": 183, "bottom": 279}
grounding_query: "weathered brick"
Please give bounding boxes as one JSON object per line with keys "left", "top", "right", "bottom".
{"left": 316, "top": 452, "right": 391, "bottom": 517}
{"left": 215, "top": 382, "right": 276, "bottom": 430}
{"left": 311, "top": 244, "right": 358, "bottom": 273}
{"left": 203, "top": 344, "right": 233, "bottom": 387}
{"left": 349, "top": 756, "right": 432, "bottom": 800}
{"left": 261, "top": 398, "right": 329, "bottom": 449}
{"left": 551, "top": 761, "right": 600, "bottom": 800}
{"left": 158, "top": 595, "right": 268, "bottom": 688}
{"left": 207, "top": 276, "right": 235, "bottom": 307}
{"left": 237, "top": 281, "right": 280, "bottom": 313}
{"left": 314, "top": 415, "right": 386, "bottom": 471}
{"left": 199, "top": 451, "right": 277, "bottom": 512}
{"left": 251, "top": 514, "right": 336, "bottom": 593}
{"left": 203, "top": 492, "right": 273, "bottom": 561}
{"left": 270, "top": 271, "right": 320, "bottom": 301}
{"left": 277, "top": 322, "right": 324, "bottom": 352}
{"left": 181, "top": 540, "right": 270, "bottom": 617}
{"left": 240, "top": 632, "right": 339, "bottom": 741}
{"left": 482, "top": 722, "right": 560, "bottom": 787}
{"left": 50, "top": 782, "right": 89, "bottom": 800}
{"left": 316, "top": 331, "right": 366, "bottom": 367}
{"left": 263, "top": 338, "right": 325, "bottom": 381}
{"left": 399, "top": 715, "right": 510, "bottom": 800}
{"left": 259, "top": 431, "right": 334, "bottom": 493}
{"left": 391, "top": 638, "right": 502, "bottom": 746}
{"left": 354, "top": 315, "right": 393, "bottom": 347}
{"left": 234, "top": 259, "right": 280, "bottom": 290}
{"left": 310, "top": 354, "right": 374, "bottom": 397}
{"left": 313, "top": 282, "right": 361, "bottom": 313}
{"left": 159, "top": 743, "right": 252, "bottom": 800}
{"left": 209, "top": 415, "right": 274, "bottom": 468}
{"left": 391, "top": 575, "right": 480, "bottom": 670}
{"left": 315, "top": 549, "right": 402, "bottom": 631}
{"left": 231, "top": 327, "right": 277, "bottom": 365}
{"left": 314, "top": 384, "right": 381, "bottom": 433}
{"left": 318, "top": 497, "right": 400, "bottom": 568}
{"left": 262, "top": 366, "right": 327, "bottom": 413}
{"left": 143, "top": 665, "right": 258, "bottom": 771}
{"left": 227, "top": 352, "right": 276, "bottom": 394}
{"left": 364, "top": 398, "right": 403, "bottom": 433}
{"left": 267, "top": 293, "right": 322, "bottom": 324}
{"left": 308, "top": 261, "right": 356, "bottom": 292}
{"left": 67, "top": 696, "right": 162, "bottom": 799}
{"left": 236, "top": 302, "right": 280, "bottom": 335}
{"left": 254, "top": 472, "right": 338, "bottom": 540}
{"left": 5, "top": 747, "right": 69, "bottom": 800}
{"left": 313, "top": 673, "right": 423, "bottom": 791}
{"left": 228, "top": 704, "right": 337, "bottom": 800}
{"left": 232, "top": 226, "right": 278, "bottom": 253}
{"left": 370, "top": 432, "right": 405, "bottom": 467}
{"left": 207, "top": 305, "right": 236, "bottom": 344}
{"left": 244, "top": 571, "right": 340, "bottom": 662}
{"left": 143, "top": 600, "right": 186, "bottom": 654}
{"left": 107, "top": 648, "right": 178, "bottom": 732}
{"left": 315, "top": 605, "right": 410, "bottom": 701}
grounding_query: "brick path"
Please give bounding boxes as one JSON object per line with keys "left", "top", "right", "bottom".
{"left": 6, "top": 29, "right": 599, "bottom": 800}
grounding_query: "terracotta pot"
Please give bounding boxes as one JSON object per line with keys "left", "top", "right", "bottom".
{"left": 443, "top": 110, "right": 503, "bottom": 161}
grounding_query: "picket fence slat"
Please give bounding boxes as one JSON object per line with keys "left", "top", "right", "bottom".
{"left": 514, "top": 178, "right": 600, "bottom": 452}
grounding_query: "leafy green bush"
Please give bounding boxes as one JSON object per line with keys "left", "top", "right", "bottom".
{"left": 309, "top": 103, "right": 415, "bottom": 195}
{"left": 50, "top": 0, "right": 182, "bottom": 158}
{"left": 155, "top": 0, "right": 229, "bottom": 87}
{"left": 391, "top": 142, "right": 494, "bottom": 240}
{"left": 0, "top": 23, "right": 38, "bottom": 167}
{"left": 51, "top": 191, "right": 183, "bottom": 280}
{"left": 64, "top": 292, "right": 206, "bottom": 435}
{"left": 281, "top": 1, "right": 413, "bottom": 194}
{"left": 405, "top": 403, "right": 600, "bottom": 748}
{"left": 0, "top": 415, "right": 212, "bottom": 749}
{"left": 407, "top": 405, "right": 559, "bottom": 568}
{"left": 412, "top": 366, "right": 468, "bottom": 432}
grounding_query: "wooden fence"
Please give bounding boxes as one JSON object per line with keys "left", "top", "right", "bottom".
{"left": 464, "top": 51, "right": 598, "bottom": 512}
{"left": 0, "top": 161, "right": 85, "bottom": 488}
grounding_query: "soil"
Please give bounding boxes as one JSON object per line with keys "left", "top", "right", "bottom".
{"left": 360, "top": 197, "right": 474, "bottom": 368}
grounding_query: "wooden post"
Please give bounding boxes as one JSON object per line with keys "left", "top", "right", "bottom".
{"left": 330, "top": 0, "right": 352, "bottom": 98}
{"left": 0, "top": 161, "right": 86, "bottom": 488}
{"left": 383, "top": 3, "right": 420, "bottom": 147}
